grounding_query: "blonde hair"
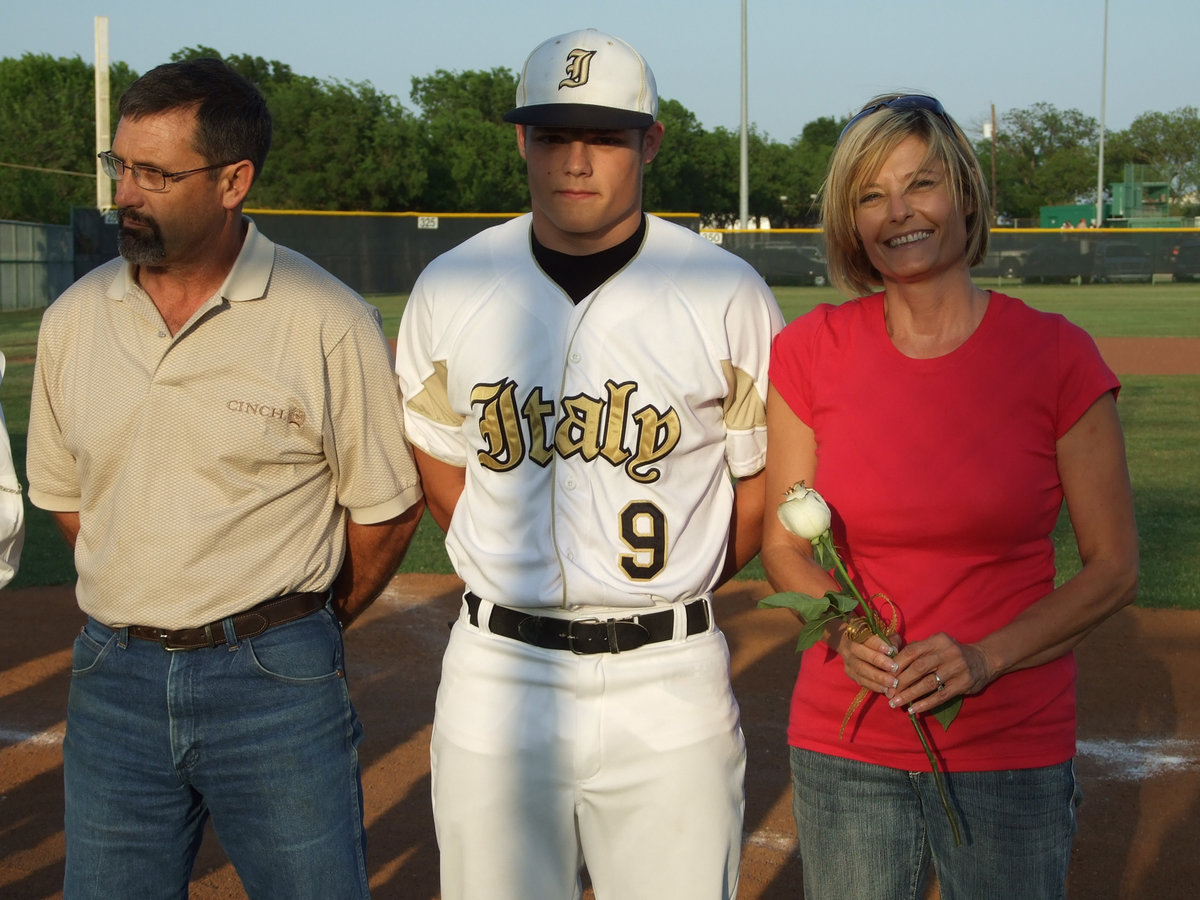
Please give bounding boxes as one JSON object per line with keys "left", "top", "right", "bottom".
{"left": 820, "top": 95, "right": 990, "bottom": 298}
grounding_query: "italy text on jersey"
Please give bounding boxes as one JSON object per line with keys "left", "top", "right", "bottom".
{"left": 473, "top": 377, "right": 679, "bottom": 485}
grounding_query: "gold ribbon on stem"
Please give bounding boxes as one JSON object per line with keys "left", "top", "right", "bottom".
{"left": 838, "top": 596, "right": 898, "bottom": 739}
{"left": 836, "top": 595, "right": 962, "bottom": 846}
{"left": 761, "top": 521, "right": 964, "bottom": 846}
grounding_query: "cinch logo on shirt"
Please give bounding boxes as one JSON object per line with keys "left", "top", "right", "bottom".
{"left": 226, "top": 400, "right": 306, "bottom": 429}
{"left": 471, "top": 378, "right": 679, "bottom": 483}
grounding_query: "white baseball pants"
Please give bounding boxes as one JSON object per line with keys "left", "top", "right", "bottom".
{"left": 431, "top": 601, "right": 747, "bottom": 900}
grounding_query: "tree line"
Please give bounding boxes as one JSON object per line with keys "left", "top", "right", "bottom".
{"left": 2, "top": 47, "right": 1198, "bottom": 227}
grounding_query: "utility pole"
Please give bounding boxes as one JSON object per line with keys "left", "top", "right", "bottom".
{"left": 1096, "top": 0, "right": 1109, "bottom": 227}
{"left": 94, "top": 16, "right": 111, "bottom": 211}
{"left": 990, "top": 104, "right": 998, "bottom": 225}
{"left": 738, "top": 0, "right": 749, "bottom": 230}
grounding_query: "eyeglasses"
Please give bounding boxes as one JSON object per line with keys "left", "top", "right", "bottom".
{"left": 838, "top": 95, "right": 952, "bottom": 143}
{"left": 98, "top": 150, "right": 239, "bottom": 192}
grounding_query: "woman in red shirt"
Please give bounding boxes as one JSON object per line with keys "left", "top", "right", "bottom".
{"left": 762, "top": 95, "right": 1139, "bottom": 899}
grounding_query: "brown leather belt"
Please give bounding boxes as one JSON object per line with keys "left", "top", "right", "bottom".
{"left": 465, "top": 592, "right": 710, "bottom": 654}
{"left": 126, "top": 591, "right": 329, "bottom": 651}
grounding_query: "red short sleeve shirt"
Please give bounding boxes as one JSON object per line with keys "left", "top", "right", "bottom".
{"left": 769, "top": 292, "right": 1119, "bottom": 771}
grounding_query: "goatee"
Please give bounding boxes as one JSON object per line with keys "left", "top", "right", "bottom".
{"left": 117, "top": 209, "right": 167, "bottom": 265}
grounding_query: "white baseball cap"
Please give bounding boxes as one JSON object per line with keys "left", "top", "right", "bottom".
{"left": 504, "top": 28, "right": 658, "bottom": 129}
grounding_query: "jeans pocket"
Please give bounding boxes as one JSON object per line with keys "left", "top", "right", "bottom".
{"left": 72, "top": 621, "right": 118, "bottom": 676}
{"left": 246, "top": 612, "right": 344, "bottom": 683}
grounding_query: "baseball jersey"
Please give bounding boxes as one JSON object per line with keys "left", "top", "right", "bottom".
{"left": 396, "top": 213, "right": 783, "bottom": 609}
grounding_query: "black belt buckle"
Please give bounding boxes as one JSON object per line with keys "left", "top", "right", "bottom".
{"left": 568, "top": 616, "right": 651, "bottom": 654}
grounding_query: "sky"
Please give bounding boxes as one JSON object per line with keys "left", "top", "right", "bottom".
{"left": 2, "top": 0, "right": 1195, "bottom": 142}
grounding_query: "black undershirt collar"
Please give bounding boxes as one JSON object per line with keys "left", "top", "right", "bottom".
{"left": 531, "top": 215, "right": 647, "bottom": 304}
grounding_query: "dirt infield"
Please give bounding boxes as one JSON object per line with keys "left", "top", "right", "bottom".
{"left": 1, "top": 577, "right": 1198, "bottom": 899}
{"left": 1092, "top": 337, "right": 1200, "bottom": 375}
{"left": 1, "top": 336, "right": 1196, "bottom": 898}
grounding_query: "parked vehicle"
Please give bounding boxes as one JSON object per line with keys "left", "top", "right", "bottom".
{"left": 1019, "top": 242, "right": 1089, "bottom": 284}
{"left": 1170, "top": 242, "right": 1200, "bottom": 282}
{"left": 1090, "top": 241, "right": 1153, "bottom": 284}
{"left": 739, "top": 243, "right": 829, "bottom": 286}
{"left": 972, "top": 247, "right": 1026, "bottom": 279}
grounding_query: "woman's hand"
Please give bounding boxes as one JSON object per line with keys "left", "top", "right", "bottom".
{"left": 885, "top": 632, "right": 996, "bottom": 714}
{"left": 826, "top": 619, "right": 905, "bottom": 695}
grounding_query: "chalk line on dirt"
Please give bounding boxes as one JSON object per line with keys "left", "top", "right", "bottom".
{"left": 0, "top": 725, "right": 65, "bottom": 747}
{"left": 1076, "top": 738, "right": 1200, "bottom": 780}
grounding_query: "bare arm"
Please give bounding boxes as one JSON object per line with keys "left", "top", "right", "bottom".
{"left": 412, "top": 446, "right": 466, "bottom": 534}
{"left": 760, "top": 385, "right": 900, "bottom": 687}
{"left": 51, "top": 511, "right": 81, "bottom": 549}
{"left": 978, "top": 393, "right": 1138, "bottom": 668}
{"left": 332, "top": 497, "right": 426, "bottom": 629}
{"left": 894, "top": 393, "right": 1139, "bottom": 713}
{"left": 717, "top": 468, "right": 766, "bottom": 586}
{"left": 760, "top": 386, "right": 834, "bottom": 598}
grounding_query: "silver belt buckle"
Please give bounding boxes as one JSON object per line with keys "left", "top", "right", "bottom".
{"left": 568, "top": 615, "right": 652, "bottom": 654}
{"left": 158, "top": 631, "right": 188, "bottom": 652}
{"left": 567, "top": 616, "right": 603, "bottom": 654}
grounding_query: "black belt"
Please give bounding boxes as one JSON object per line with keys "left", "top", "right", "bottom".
{"left": 125, "top": 591, "right": 329, "bottom": 651}
{"left": 464, "top": 592, "right": 710, "bottom": 654}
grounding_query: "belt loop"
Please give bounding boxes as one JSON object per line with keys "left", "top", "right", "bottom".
{"left": 606, "top": 618, "right": 620, "bottom": 654}
{"left": 475, "top": 598, "right": 497, "bottom": 635}
{"left": 116, "top": 626, "right": 129, "bottom": 650}
{"left": 221, "top": 617, "right": 239, "bottom": 651}
{"left": 678, "top": 596, "right": 711, "bottom": 639}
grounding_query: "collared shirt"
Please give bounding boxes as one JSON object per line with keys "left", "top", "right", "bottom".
{"left": 28, "top": 220, "right": 421, "bottom": 628}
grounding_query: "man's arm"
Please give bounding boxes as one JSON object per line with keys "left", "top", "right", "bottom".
{"left": 331, "top": 498, "right": 426, "bottom": 629}
{"left": 51, "top": 511, "right": 81, "bottom": 549}
{"left": 412, "top": 446, "right": 466, "bottom": 534}
{"left": 718, "top": 468, "right": 766, "bottom": 586}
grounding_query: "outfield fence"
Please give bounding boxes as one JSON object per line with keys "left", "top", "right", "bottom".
{"left": 710, "top": 227, "right": 1200, "bottom": 287}
{"left": 0, "top": 219, "right": 73, "bottom": 312}
{"left": 3, "top": 210, "right": 1199, "bottom": 311}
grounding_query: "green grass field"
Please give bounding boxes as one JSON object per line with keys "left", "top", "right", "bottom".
{"left": 3, "top": 283, "right": 1198, "bottom": 609}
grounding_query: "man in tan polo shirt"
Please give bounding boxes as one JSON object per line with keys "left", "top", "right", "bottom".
{"left": 27, "top": 58, "right": 424, "bottom": 899}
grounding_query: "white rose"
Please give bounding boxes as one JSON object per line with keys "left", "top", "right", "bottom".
{"left": 776, "top": 481, "right": 832, "bottom": 541}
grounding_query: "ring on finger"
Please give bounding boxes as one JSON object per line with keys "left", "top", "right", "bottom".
{"left": 933, "top": 671, "right": 945, "bottom": 691}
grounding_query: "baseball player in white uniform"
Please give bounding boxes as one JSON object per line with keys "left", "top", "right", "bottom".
{"left": 395, "top": 28, "right": 784, "bottom": 900}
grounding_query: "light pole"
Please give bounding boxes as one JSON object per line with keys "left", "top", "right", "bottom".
{"left": 985, "top": 104, "right": 998, "bottom": 225}
{"left": 1096, "top": 0, "right": 1108, "bottom": 227}
{"left": 94, "top": 16, "right": 111, "bottom": 212}
{"left": 739, "top": 0, "right": 749, "bottom": 230}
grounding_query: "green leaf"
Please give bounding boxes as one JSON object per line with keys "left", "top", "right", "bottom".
{"left": 931, "top": 695, "right": 963, "bottom": 730}
{"left": 758, "top": 591, "right": 834, "bottom": 622}
{"left": 795, "top": 611, "right": 842, "bottom": 652}
{"left": 827, "top": 589, "right": 860, "bottom": 614}
{"left": 757, "top": 592, "right": 852, "bottom": 653}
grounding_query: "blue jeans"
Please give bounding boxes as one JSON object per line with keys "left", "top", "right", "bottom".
{"left": 63, "top": 604, "right": 370, "bottom": 900}
{"left": 789, "top": 747, "right": 1080, "bottom": 900}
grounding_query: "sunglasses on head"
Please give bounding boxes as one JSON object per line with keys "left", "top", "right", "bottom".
{"left": 838, "top": 95, "right": 952, "bottom": 142}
